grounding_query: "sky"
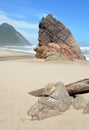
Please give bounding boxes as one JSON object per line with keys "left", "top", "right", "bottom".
{"left": 0, "top": 0, "right": 89, "bottom": 46}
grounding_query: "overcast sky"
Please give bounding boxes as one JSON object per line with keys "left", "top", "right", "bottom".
{"left": 0, "top": 0, "right": 89, "bottom": 45}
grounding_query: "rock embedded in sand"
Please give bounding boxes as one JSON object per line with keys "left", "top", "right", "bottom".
{"left": 27, "top": 82, "right": 71, "bottom": 120}
{"left": 72, "top": 93, "right": 89, "bottom": 110}
{"left": 83, "top": 103, "right": 89, "bottom": 114}
{"left": 34, "top": 14, "right": 86, "bottom": 61}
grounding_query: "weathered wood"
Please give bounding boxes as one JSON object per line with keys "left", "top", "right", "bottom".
{"left": 28, "top": 88, "right": 45, "bottom": 97}
{"left": 29, "top": 79, "right": 89, "bottom": 97}
{"left": 66, "top": 78, "right": 89, "bottom": 96}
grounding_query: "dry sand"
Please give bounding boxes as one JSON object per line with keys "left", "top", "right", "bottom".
{"left": 0, "top": 52, "right": 89, "bottom": 130}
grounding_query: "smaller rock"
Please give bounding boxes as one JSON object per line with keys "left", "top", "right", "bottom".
{"left": 27, "top": 82, "right": 71, "bottom": 120}
{"left": 83, "top": 103, "right": 89, "bottom": 114}
{"left": 27, "top": 102, "right": 48, "bottom": 120}
{"left": 72, "top": 94, "right": 89, "bottom": 110}
{"left": 72, "top": 96, "right": 84, "bottom": 109}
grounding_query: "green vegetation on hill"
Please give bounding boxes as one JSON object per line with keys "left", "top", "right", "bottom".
{"left": 0, "top": 23, "right": 31, "bottom": 46}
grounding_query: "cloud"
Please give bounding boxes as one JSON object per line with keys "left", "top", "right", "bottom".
{"left": 0, "top": 10, "right": 7, "bottom": 15}
{"left": 0, "top": 10, "right": 38, "bottom": 29}
{"left": 12, "top": 14, "right": 26, "bottom": 19}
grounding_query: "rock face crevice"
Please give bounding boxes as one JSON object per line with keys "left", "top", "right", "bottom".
{"left": 34, "top": 14, "right": 86, "bottom": 61}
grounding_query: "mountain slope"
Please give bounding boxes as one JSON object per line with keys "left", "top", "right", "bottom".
{"left": 0, "top": 23, "right": 31, "bottom": 46}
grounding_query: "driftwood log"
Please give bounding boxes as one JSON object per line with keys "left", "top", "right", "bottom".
{"left": 29, "top": 78, "right": 89, "bottom": 97}
{"left": 66, "top": 78, "right": 89, "bottom": 96}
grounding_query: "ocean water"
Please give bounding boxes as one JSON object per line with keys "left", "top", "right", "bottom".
{"left": 0, "top": 45, "right": 36, "bottom": 54}
{"left": 80, "top": 46, "right": 89, "bottom": 60}
{"left": 0, "top": 45, "right": 89, "bottom": 60}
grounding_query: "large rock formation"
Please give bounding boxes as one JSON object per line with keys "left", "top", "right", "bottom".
{"left": 34, "top": 14, "right": 86, "bottom": 61}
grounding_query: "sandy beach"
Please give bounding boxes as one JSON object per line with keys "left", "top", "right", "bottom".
{"left": 0, "top": 50, "right": 89, "bottom": 130}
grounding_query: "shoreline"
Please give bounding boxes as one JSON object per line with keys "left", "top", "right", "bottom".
{"left": 0, "top": 49, "right": 36, "bottom": 61}
{"left": 0, "top": 49, "right": 35, "bottom": 57}
{"left": 0, "top": 49, "right": 89, "bottom": 63}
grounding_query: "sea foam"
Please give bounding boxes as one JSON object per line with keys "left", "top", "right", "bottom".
{"left": 0, "top": 45, "right": 36, "bottom": 54}
{"left": 80, "top": 46, "right": 89, "bottom": 60}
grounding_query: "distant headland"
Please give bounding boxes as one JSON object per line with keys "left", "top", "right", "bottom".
{"left": 0, "top": 23, "right": 31, "bottom": 46}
